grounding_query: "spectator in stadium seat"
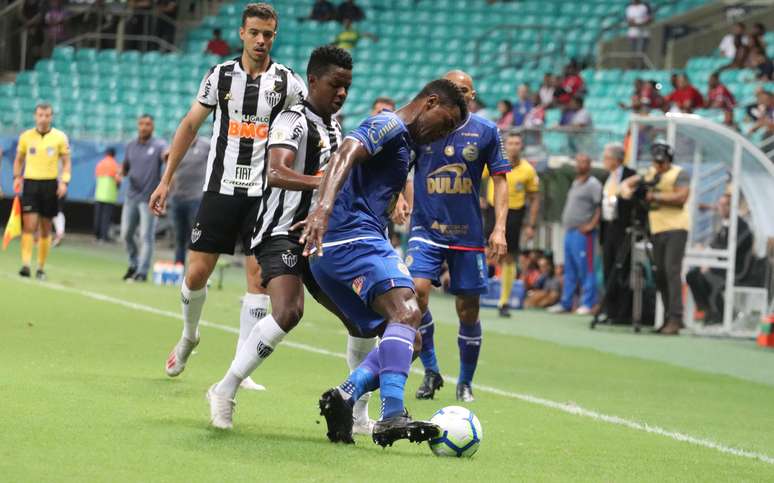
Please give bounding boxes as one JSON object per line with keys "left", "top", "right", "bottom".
{"left": 548, "top": 153, "right": 601, "bottom": 315}
{"left": 309, "top": 0, "right": 336, "bottom": 22}
{"left": 370, "top": 96, "right": 395, "bottom": 115}
{"left": 120, "top": 114, "right": 168, "bottom": 282}
{"left": 523, "top": 95, "right": 546, "bottom": 129}
{"left": 556, "top": 63, "right": 585, "bottom": 106}
{"left": 168, "top": 136, "right": 208, "bottom": 266}
{"left": 94, "top": 147, "right": 122, "bottom": 243}
{"left": 559, "top": 96, "right": 592, "bottom": 128}
{"left": 664, "top": 74, "right": 704, "bottom": 113}
{"left": 524, "top": 256, "right": 562, "bottom": 309}
{"left": 538, "top": 73, "right": 556, "bottom": 108}
{"left": 512, "top": 84, "right": 534, "bottom": 127}
{"left": 718, "top": 22, "right": 748, "bottom": 61}
{"left": 746, "top": 89, "right": 773, "bottom": 135}
{"left": 749, "top": 47, "right": 773, "bottom": 81}
{"left": 706, "top": 73, "right": 735, "bottom": 110}
{"left": 687, "top": 193, "right": 753, "bottom": 324}
{"left": 495, "top": 99, "right": 513, "bottom": 130}
{"left": 205, "top": 28, "right": 230, "bottom": 57}
{"left": 333, "top": 19, "right": 376, "bottom": 49}
{"left": 625, "top": 0, "right": 651, "bottom": 68}
{"left": 337, "top": 0, "right": 365, "bottom": 23}
{"left": 748, "top": 23, "right": 767, "bottom": 57}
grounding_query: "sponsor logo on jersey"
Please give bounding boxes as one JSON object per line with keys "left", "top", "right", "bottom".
{"left": 368, "top": 117, "right": 399, "bottom": 145}
{"left": 426, "top": 163, "right": 473, "bottom": 194}
{"left": 444, "top": 145, "right": 455, "bottom": 157}
{"left": 270, "top": 127, "right": 286, "bottom": 143}
{"left": 430, "top": 220, "right": 469, "bottom": 235}
{"left": 191, "top": 226, "right": 202, "bottom": 244}
{"left": 228, "top": 120, "right": 269, "bottom": 140}
{"left": 461, "top": 131, "right": 480, "bottom": 138}
{"left": 235, "top": 166, "right": 252, "bottom": 182}
{"left": 47, "top": 147, "right": 56, "bottom": 157}
{"left": 352, "top": 275, "right": 365, "bottom": 295}
{"left": 256, "top": 340, "right": 274, "bottom": 358}
{"left": 224, "top": 91, "right": 232, "bottom": 101}
{"left": 203, "top": 78, "right": 212, "bottom": 98}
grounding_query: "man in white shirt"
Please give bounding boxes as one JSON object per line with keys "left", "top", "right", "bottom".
{"left": 626, "top": 0, "right": 651, "bottom": 68}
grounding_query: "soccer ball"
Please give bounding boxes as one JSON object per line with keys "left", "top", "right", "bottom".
{"left": 428, "top": 406, "right": 483, "bottom": 457}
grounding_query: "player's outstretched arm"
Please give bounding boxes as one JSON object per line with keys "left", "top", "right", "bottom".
{"left": 149, "top": 102, "right": 211, "bottom": 215}
{"left": 266, "top": 147, "right": 321, "bottom": 191}
{"left": 488, "top": 173, "right": 508, "bottom": 264}
{"left": 300, "top": 138, "right": 369, "bottom": 256}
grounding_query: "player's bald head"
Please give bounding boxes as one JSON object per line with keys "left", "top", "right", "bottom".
{"left": 443, "top": 70, "right": 475, "bottom": 103}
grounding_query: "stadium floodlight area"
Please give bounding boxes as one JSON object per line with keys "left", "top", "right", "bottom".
{"left": 629, "top": 113, "right": 774, "bottom": 338}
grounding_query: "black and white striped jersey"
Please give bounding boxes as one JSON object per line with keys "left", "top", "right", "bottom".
{"left": 250, "top": 101, "right": 342, "bottom": 248}
{"left": 196, "top": 57, "right": 307, "bottom": 197}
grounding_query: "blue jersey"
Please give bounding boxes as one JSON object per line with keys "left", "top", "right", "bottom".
{"left": 324, "top": 111, "right": 415, "bottom": 243}
{"left": 410, "top": 113, "right": 510, "bottom": 249}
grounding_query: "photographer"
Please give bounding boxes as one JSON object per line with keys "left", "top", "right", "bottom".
{"left": 622, "top": 142, "right": 690, "bottom": 335}
{"left": 599, "top": 143, "right": 637, "bottom": 323}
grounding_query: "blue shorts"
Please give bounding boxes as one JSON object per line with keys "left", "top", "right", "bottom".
{"left": 309, "top": 237, "right": 415, "bottom": 337}
{"left": 406, "top": 238, "right": 488, "bottom": 295}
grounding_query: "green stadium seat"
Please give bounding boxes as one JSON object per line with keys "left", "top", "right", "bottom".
{"left": 52, "top": 46, "right": 75, "bottom": 60}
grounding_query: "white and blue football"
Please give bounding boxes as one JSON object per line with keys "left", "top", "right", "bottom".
{"left": 428, "top": 406, "right": 483, "bottom": 457}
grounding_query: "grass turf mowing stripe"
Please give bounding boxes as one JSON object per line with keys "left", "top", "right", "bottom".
{"left": 17, "top": 276, "right": 774, "bottom": 467}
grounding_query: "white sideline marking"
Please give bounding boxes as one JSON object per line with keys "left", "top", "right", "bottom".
{"left": 21, "top": 278, "right": 774, "bottom": 466}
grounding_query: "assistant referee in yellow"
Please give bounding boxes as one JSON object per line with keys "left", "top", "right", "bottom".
{"left": 13, "top": 103, "right": 71, "bottom": 279}
{"left": 483, "top": 131, "right": 540, "bottom": 317}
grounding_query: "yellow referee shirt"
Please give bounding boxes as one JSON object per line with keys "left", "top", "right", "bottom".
{"left": 485, "top": 159, "right": 539, "bottom": 210}
{"left": 17, "top": 128, "right": 70, "bottom": 180}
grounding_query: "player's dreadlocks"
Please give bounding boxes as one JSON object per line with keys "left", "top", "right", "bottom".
{"left": 307, "top": 45, "right": 353, "bottom": 78}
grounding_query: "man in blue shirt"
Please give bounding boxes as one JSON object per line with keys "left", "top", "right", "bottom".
{"left": 301, "top": 79, "right": 467, "bottom": 447}
{"left": 405, "top": 70, "right": 510, "bottom": 402}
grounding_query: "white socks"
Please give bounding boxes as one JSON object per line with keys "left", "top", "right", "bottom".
{"left": 216, "top": 314, "right": 286, "bottom": 399}
{"left": 347, "top": 335, "right": 377, "bottom": 422}
{"left": 181, "top": 280, "right": 207, "bottom": 342}
{"left": 236, "top": 293, "right": 270, "bottom": 356}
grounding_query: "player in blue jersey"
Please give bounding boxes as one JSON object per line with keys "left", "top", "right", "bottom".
{"left": 405, "top": 71, "right": 510, "bottom": 402}
{"left": 300, "top": 79, "right": 468, "bottom": 447}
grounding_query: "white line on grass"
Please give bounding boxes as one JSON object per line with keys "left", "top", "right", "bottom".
{"left": 19, "top": 278, "right": 774, "bottom": 466}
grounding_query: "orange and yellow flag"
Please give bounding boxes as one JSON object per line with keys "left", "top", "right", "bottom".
{"left": 2, "top": 196, "right": 22, "bottom": 250}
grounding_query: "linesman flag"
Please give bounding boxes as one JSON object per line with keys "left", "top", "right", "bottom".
{"left": 2, "top": 196, "right": 22, "bottom": 250}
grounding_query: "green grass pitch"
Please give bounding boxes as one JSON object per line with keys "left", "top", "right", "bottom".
{"left": 1, "top": 241, "right": 773, "bottom": 482}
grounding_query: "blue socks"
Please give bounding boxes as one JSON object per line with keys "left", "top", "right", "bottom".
{"left": 339, "top": 347, "right": 380, "bottom": 405}
{"left": 458, "top": 321, "right": 482, "bottom": 385}
{"left": 378, "top": 323, "right": 416, "bottom": 419}
{"left": 418, "top": 311, "right": 440, "bottom": 374}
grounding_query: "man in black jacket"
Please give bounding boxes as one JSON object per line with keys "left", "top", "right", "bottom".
{"left": 686, "top": 193, "right": 753, "bottom": 323}
{"left": 599, "top": 142, "right": 637, "bottom": 323}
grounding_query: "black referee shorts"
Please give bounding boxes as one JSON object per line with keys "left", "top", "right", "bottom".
{"left": 22, "top": 179, "right": 58, "bottom": 219}
{"left": 484, "top": 206, "right": 525, "bottom": 255}
{"left": 189, "top": 192, "right": 261, "bottom": 255}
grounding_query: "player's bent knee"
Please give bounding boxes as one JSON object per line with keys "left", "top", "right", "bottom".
{"left": 272, "top": 305, "right": 303, "bottom": 331}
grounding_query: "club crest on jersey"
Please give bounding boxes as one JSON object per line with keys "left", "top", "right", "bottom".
{"left": 191, "top": 226, "right": 202, "bottom": 244}
{"left": 462, "top": 144, "right": 479, "bottom": 161}
{"left": 405, "top": 255, "right": 414, "bottom": 267}
{"left": 352, "top": 275, "right": 365, "bottom": 295}
{"left": 224, "top": 91, "right": 232, "bottom": 101}
{"left": 426, "top": 163, "right": 473, "bottom": 194}
{"left": 265, "top": 90, "right": 282, "bottom": 107}
{"left": 281, "top": 250, "right": 298, "bottom": 268}
{"left": 444, "top": 145, "right": 455, "bottom": 157}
